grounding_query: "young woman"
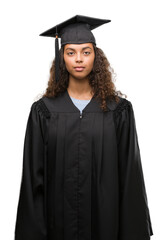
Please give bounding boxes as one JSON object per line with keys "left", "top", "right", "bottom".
{"left": 14, "top": 15, "right": 154, "bottom": 240}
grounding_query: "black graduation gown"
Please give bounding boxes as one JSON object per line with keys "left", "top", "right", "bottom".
{"left": 14, "top": 90, "right": 154, "bottom": 240}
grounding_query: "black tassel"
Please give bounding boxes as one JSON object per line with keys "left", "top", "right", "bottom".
{"left": 55, "top": 31, "right": 59, "bottom": 83}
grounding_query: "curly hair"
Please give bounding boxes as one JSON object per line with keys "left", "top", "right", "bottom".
{"left": 42, "top": 44, "right": 127, "bottom": 112}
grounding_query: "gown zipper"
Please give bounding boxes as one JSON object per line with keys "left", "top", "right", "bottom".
{"left": 78, "top": 110, "right": 82, "bottom": 239}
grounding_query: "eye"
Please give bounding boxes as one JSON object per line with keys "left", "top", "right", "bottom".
{"left": 84, "top": 51, "right": 91, "bottom": 55}
{"left": 67, "top": 52, "right": 74, "bottom": 56}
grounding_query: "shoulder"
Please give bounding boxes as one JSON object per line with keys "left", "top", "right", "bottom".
{"left": 31, "top": 96, "right": 51, "bottom": 119}
{"left": 107, "top": 96, "right": 132, "bottom": 116}
{"left": 107, "top": 96, "right": 135, "bottom": 130}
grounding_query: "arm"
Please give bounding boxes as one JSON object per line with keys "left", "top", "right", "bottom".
{"left": 14, "top": 101, "right": 47, "bottom": 240}
{"left": 114, "top": 99, "right": 153, "bottom": 240}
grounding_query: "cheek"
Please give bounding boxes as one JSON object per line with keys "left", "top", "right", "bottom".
{"left": 64, "top": 56, "right": 73, "bottom": 70}
{"left": 87, "top": 56, "right": 95, "bottom": 69}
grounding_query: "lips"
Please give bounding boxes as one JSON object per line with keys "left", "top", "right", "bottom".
{"left": 74, "top": 67, "right": 85, "bottom": 71}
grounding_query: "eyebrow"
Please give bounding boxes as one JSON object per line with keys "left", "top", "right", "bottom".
{"left": 65, "top": 47, "right": 92, "bottom": 51}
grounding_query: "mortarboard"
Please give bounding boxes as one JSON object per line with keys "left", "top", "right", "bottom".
{"left": 39, "top": 15, "right": 111, "bottom": 83}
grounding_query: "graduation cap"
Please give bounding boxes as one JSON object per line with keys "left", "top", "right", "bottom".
{"left": 39, "top": 15, "right": 111, "bottom": 83}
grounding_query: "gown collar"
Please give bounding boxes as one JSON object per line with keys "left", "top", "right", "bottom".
{"left": 43, "top": 89, "right": 118, "bottom": 113}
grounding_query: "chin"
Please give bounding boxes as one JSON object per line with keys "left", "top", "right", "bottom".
{"left": 72, "top": 73, "right": 89, "bottom": 80}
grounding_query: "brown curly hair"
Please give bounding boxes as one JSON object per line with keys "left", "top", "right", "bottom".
{"left": 42, "top": 44, "right": 126, "bottom": 112}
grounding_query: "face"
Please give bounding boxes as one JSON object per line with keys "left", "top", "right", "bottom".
{"left": 63, "top": 43, "right": 95, "bottom": 80}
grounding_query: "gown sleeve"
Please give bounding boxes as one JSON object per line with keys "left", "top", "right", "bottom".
{"left": 114, "top": 99, "right": 154, "bottom": 240}
{"left": 14, "top": 100, "right": 49, "bottom": 240}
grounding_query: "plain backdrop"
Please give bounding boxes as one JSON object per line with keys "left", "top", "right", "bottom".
{"left": 0, "top": 0, "right": 167, "bottom": 239}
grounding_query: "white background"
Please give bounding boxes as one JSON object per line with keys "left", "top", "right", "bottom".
{"left": 0, "top": 0, "right": 167, "bottom": 239}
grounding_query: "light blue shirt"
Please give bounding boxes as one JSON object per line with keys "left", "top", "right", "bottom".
{"left": 70, "top": 96, "right": 91, "bottom": 113}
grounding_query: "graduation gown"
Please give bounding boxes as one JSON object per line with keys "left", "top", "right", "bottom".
{"left": 14, "top": 90, "right": 153, "bottom": 240}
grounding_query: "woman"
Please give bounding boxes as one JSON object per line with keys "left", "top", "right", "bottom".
{"left": 14, "top": 15, "right": 154, "bottom": 240}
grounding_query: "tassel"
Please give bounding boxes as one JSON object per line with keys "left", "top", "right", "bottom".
{"left": 55, "top": 29, "right": 59, "bottom": 83}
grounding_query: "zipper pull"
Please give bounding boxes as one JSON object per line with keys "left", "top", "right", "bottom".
{"left": 80, "top": 112, "right": 83, "bottom": 119}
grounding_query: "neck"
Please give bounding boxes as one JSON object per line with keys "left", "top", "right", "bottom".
{"left": 67, "top": 75, "right": 93, "bottom": 99}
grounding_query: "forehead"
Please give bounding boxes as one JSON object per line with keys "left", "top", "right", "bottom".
{"left": 64, "top": 43, "right": 94, "bottom": 50}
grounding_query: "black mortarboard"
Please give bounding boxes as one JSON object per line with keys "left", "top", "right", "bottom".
{"left": 39, "top": 15, "right": 111, "bottom": 83}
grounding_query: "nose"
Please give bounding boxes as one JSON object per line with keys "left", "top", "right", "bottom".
{"left": 75, "top": 52, "right": 83, "bottom": 62}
